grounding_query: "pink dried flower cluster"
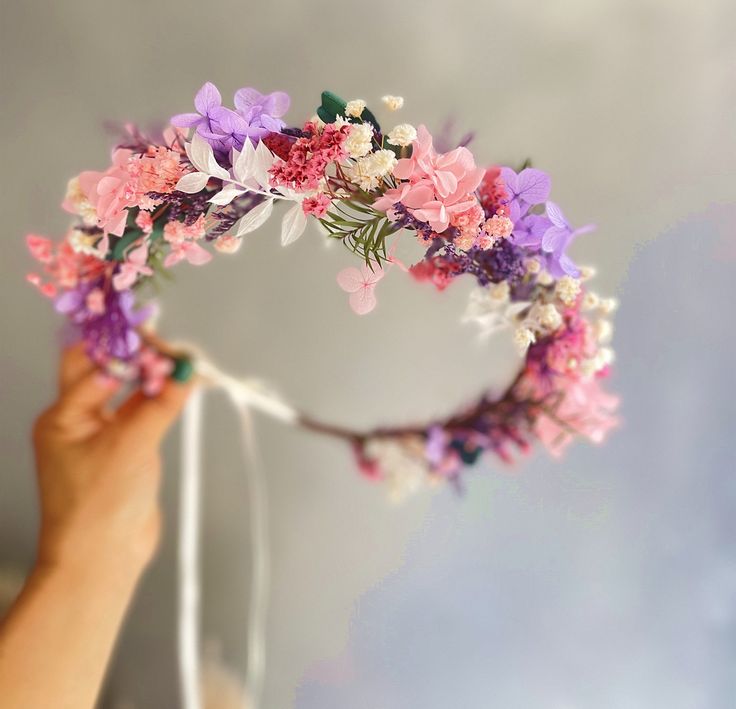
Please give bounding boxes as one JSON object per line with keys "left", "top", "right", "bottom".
{"left": 302, "top": 193, "right": 332, "bottom": 217}
{"left": 26, "top": 235, "right": 106, "bottom": 297}
{"left": 269, "top": 121, "right": 350, "bottom": 192}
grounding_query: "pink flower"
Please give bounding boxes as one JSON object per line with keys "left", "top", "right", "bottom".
{"left": 128, "top": 146, "right": 185, "bottom": 199}
{"left": 535, "top": 376, "right": 620, "bottom": 457}
{"left": 336, "top": 264, "right": 385, "bottom": 315}
{"left": 76, "top": 149, "right": 135, "bottom": 236}
{"left": 373, "top": 125, "right": 485, "bottom": 233}
{"left": 27, "top": 234, "right": 53, "bottom": 263}
{"left": 112, "top": 241, "right": 154, "bottom": 291}
{"left": 26, "top": 233, "right": 106, "bottom": 295}
{"left": 73, "top": 146, "right": 185, "bottom": 236}
{"left": 162, "top": 214, "right": 211, "bottom": 267}
{"left": 164, "top": 240, "right": 212, "bottom": 268}
{"left": 269, "top": 121, "right": 349, "bottom": 192}
{"left": 85, "top": 288, "right": 106, "bottom": 314}
{"left": 302, "top": 193, "right": 332, "bottom": 218}
{"left": 137, "top": 347, "right": 174, "bottom": 397}
{"left": 163, "top": 215, "right": 206, "bottom": 244}
{"left": 135, "top": 210, "right": 154, "bottom": 234}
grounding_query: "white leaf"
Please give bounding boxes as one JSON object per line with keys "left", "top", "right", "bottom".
{"left": 208, "top": 183, "right": 245, "bottom": 206}
{"left": 175, "top": 171, "right": 210, "bottom": 193}
{"left": 185, "top": 133, "right": 214, "bottom": 174}
{"left": 234, "top": 198, "right": 274, "bottom": 236}
{"left": 185, "top": 132, "right": 230, "bottom": 181}
{"left": 233, "top": 140, "right": 256, "bottom": 183}
{"left": 253, "top": 141, "right": 275, "bottom": 189}
{"left": 281, "top": 203, "right": 307, "bottom": 246}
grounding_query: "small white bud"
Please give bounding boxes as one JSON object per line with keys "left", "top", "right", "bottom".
{"left": 381, "top": 95, "right": 404, "bottom": 111}
{"left": 514, "top": 327, "right": 536, "bottom": 353}
{"left": 579, "top": 265, "right": 597, "bottom": 281}
{"left": 599, "top": 298, "right": 619, "bottom": 314}
{"left": 538, "top": 303, "right": 563, "bottom": 331}
{"left": 581, "top": 292, "right": 600, "bottom": 311}
{"left": 555, "top": 276, "right": 581, "bottom": 305}
{"left": 489, "top": 281, "right": 510, "bottom": 302}
{"left": 594, "top": 319, "right": 613, "bottom": 344}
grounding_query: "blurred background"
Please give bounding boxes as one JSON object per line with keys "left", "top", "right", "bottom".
{"left": 1, "top": 1, "right": 735, "bottom": 706}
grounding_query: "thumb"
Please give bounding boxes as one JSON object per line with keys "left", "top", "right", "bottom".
{"left": 117, "top": 377, "right": 195, "bottom": 447}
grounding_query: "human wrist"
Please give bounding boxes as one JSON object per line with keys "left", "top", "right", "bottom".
{"left": 35, "top": 529, "right": 154, "bottom": 590}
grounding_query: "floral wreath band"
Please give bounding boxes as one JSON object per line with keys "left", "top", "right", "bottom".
{"left": 27, "top": 83, "right": 620, "bottom": 500}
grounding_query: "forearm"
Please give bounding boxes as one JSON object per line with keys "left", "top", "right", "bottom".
{"left": 0, "top": 557, "right": 144, "bottom": 709}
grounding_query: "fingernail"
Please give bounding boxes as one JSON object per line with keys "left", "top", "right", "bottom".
{"left": 171, "top": 356, "right": 194, "bottom": 383}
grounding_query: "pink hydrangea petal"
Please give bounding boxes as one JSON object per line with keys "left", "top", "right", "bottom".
{"left": 349, "top": 286, "right": 377, "bottom": 315}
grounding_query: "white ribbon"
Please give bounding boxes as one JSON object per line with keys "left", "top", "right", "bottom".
{"left": 177, "top": 350, "right": 299, "bottom": 709}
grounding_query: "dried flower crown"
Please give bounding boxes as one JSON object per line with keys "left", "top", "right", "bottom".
{"left": 27, "top": 83, "right": 619, "bottom": 500}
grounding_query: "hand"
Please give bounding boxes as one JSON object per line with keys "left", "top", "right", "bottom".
{"left": 32, "top": 343, "right": 193, "bottom": 578}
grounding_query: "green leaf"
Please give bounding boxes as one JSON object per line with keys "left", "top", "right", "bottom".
{"left": 317, "top": 90, "right": 347, "bottom": 124}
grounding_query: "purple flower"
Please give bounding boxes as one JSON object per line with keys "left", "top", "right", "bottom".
{"left": 55, "top": 282, "right": 153, "bottom": 362}
{"left": 509, "top": 211, "right": 552, "bottom": 249}
{"left": 233, "top": 87, "right": 290, "bottom": 138}
{"left": 500, "top": 167, "right": 551, "bottom": 212}
{"left": 540, "top": 201, "right": 595, "bottom": 278}
{"left": 171, "top": 82, "right": 249, "bottom": 156}
{"left": 171, "top": 82, "right": 290, "bottom": 157}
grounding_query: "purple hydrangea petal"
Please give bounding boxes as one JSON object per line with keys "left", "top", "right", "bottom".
{"left": 261, "top": 91, "right": 290, "bottom": 117}
{"left": 233, "top": 87, "right": 263, "bottom": 113}
{"left": 542, "top": 225, "right": 570, "bottom": 254}
{"left": 194, "top": 82, "right": 222, "bottom": 114}
{"left": 170, "top": 112, "right": 203, "bottom": 128}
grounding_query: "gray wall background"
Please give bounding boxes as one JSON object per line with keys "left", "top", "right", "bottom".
{"left": 1, "top": 1, "right": 735, "bottom": 707}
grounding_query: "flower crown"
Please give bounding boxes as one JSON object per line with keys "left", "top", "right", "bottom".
{"left": 27, "top": 83, "right": 619, "bottom": 500}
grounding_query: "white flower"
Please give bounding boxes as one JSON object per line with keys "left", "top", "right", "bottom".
{"left": 594, "top": 319, "right": 613, "bottom": 344}
{"left": 381, "top": 95, "right": 404, "bottom": 111}
{"left": 345, "top": 99, "right": 366, "bottom": 118}
{"left": 365, "top": 437, "right": 429, "bottom": 503}
{"left": 581, "top": 291, "right": 600, "bottom": 311}
{"left": 386, "top": 123, "right": 417, "bottom": 147}
{"left": 344, "top": 122, "right": 373, "bottom": 158}
{"left": 555, "top": 275, "right": 581, "bottom": 305}
{"left": 346, "top": 150, "right": 397, "bottom": 191}
{"left": 463, "top": 287, "right": 529, "bottom": 339}
{"left": 537, "top": 270, "right": 553, "bottom": 286}
{"left": 536, "top": 303, "right": 563, "bottom": 331}
{"left": 67, "top": 228, "right": 104, "bottom": 258}
{"left": 333, "top": 115, "right": 350, "bottom": 129}
{"left": 513, "top": 327, "right": 536, "bottom": 353}
{"left": 489, "top": 280, "right": 510, "bottom": 302}
{"left": 64, "top": 177, "right": 97, "bottom": 226}
{"left": 525, "top": 258, "right": 541, "bottom": 275}
{"left": 579, "top": 265, "right": 597, "bottom": 281}
{"left": 599, "top": 297, "right": 619, "bottom": 314}
{"left": 345, "top": 162, "right": 378, "bottom": 191}
{"left": 365, "top": 149, "right": 397, "bottom": 177}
